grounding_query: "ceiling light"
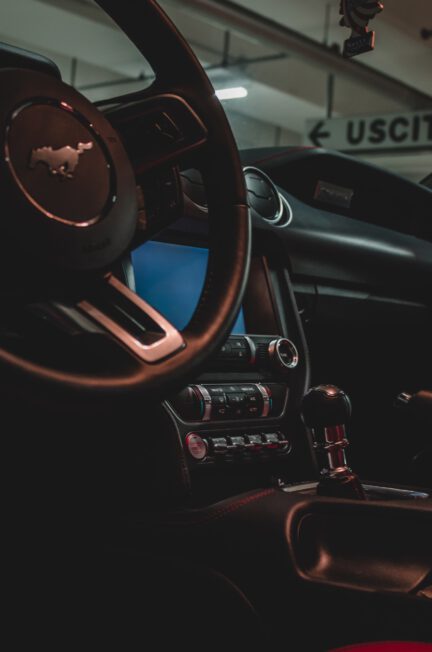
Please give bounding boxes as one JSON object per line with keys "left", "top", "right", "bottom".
{"left": 215, "top": 86, "right": 248, "bottom": 100}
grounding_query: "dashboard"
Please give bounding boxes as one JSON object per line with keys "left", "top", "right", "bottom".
{"left": 128, "top": 169, "right": 314, "bottom": 501}
{"left": 2, "top": 28, "right": 430, "bottom": 652}
{"left": 130, "top": 235, "right": 312, "bottom": 500}
{"left": 132, "top": 240, "right": 246, "bottom": 334}
{"left": 127, "top": 146, "right": 432, "bottom": 499}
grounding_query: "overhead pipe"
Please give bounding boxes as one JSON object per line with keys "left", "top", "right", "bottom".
{"left": 171, "top": 0, "right": 432, "bottom": 110}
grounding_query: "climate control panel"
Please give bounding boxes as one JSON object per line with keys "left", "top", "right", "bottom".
{"left": 169, "top": 383, "right": 288, "bottom": 423}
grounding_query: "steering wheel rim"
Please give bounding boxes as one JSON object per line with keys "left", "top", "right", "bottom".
{"left": 0, "top": 0, "right": 251, "bottom": 399}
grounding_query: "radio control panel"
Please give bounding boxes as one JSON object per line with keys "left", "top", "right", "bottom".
{"left": 210, "top": 335, "right": 299, "bottom": 373}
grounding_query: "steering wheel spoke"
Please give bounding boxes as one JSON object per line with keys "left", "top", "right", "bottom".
{"left": 79, "top": 275, "right": 185, "bottom": 364}
{"left": 105, "top": 93, "right": 208, "bottom": 176}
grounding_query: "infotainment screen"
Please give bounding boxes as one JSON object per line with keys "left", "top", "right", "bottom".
{"left": 132, "top": 240, "right": 246, "bottom": 334}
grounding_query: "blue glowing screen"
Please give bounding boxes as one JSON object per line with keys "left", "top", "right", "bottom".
{"left": 132, "top": 240, "right": 246, "bottom": 333}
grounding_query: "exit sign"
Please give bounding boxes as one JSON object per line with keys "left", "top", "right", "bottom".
{"left": 306, "top": 110, "right": 432, "bottom": 152}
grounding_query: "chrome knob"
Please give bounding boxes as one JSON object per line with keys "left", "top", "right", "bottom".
{"left": 300, "top": 385, "right": 365, "bottom": 500}
{"left": 268, "top": 338, "right": 299, "bottom": 371}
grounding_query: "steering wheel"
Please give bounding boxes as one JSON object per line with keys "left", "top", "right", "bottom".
{"left": 0, "top": 0, "right": 251, "bottom": 399}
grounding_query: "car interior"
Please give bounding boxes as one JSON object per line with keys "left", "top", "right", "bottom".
{"left": 0, "top": 1, "right": 431, "bottom": 650}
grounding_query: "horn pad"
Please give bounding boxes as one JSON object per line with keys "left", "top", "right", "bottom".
{"left": 0, "top": 69, "right": 137, "bottom": 271}
{"left": 6, "top": 101, "right": 112, "bottom": 226}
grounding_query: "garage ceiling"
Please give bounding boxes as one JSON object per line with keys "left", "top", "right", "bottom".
{"left": 0, "top": 0, "right": 430, "bottom": 181}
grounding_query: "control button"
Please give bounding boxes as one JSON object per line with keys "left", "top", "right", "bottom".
{"left": 277, "top": 432, "right": 291, "bottom": 451}
{"left": 245, "top": 404, "right": 260, "bottom": 417}
{"left": 226, "top": 393, "right": 245, "bottom": 406}
{"left": 246, "top": 434, "right": 264, "bottom": 452}
{"left": 213, "top": 405, "right": 230, "bottom": 418}
{"left": 207, "top": 386, "right": 226, "bottom": 395}
{"left": 226, "top": 394, "right": 245, "bottom": 418}
{"left": 231, "top": 339, "right": 246, "bottom": 349}
{"left": 210, "top": 437, "right": 228, "bottom": 455}
{"left": 245, "top": 393, "right": 262, "bottom": 416}
{"left": 263, "top": 433, "right": 281, "bottom": 449}
{"left": 228, "top": 436, "right": 246, "bottom": 452}
{"left": 219, "top": 342, "right": 232, "bottom": 358}
{"left": 211, "top": 395, "right": 226, "bottom": 406}
{"left": 268, "top": 338, "right": 299, "bottom": 371}
{"left": 185, "top": 433, "right": 208, "bottom": 460}
{"left": 232, "top": 348, "right": 248, "bottom": 360}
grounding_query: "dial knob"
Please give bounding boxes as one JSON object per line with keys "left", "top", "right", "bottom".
{"left": 268, "top": 338, "right": 299, "bottom": 371}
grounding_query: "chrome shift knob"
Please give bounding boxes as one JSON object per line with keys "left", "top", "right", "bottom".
{"left": 301, "top": 385, "right": 365, "bottom": 500}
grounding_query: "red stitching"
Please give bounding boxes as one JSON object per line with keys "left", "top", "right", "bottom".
{"left": 159, "top": 488, "right": 276, "bottom": 527}
{"left": 331, "top": 644, "right": 432, "bottom": 652}
{"left": 251, "top": 146, "right": 317, "bottom": 167}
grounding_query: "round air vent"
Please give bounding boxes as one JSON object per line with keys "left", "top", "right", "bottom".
{"left": 244, "top": 166, "right": 292, "bottom": 227}
{"left": 181, "top": 166, "right": 293, "bottom": 226}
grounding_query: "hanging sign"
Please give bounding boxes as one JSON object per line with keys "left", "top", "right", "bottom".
{"left": 339, "top": 0, "right": 384, "bottom": 58}
{"left": 306, "top": 111, "right": 432, "bottom": 152}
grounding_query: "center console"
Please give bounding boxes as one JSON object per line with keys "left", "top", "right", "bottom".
{"left": 128, "top": 231, "right": 431, "bottom": 649}
{"left": 131, "top": 232, "right": 430, "bottom": 505}
{"left": 132, "top": 236, "right": 312, "bottom": 498}
{"left": 169, "top": 334, "right": 296, "bottom": 468}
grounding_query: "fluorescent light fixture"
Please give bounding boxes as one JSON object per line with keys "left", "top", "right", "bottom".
{"left": 215, "top": 86, "right": 248, "bottom": 100}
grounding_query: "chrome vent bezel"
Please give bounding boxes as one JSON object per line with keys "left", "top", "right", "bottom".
{"left": 279, "top": 193, "right": 293, "bottom": 227}
{"left": 180, "top": 166, "right": 293, "bottom": 227}
{"left": 243, "top": 166, "right": 292, "bottom": 227}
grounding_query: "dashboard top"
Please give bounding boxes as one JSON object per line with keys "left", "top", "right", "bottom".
{"left": 175, "top": 147, "right": 432, "bottom": 302}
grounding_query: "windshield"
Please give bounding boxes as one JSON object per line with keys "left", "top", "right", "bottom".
{"left": 1, "top": 0, "right": 430, "bottom": 183}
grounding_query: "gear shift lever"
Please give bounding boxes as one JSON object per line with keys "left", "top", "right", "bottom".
{"left": 301, "top": 385, "right": 366, "bottom": 500}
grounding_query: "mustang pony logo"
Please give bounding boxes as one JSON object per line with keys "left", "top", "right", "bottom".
{"left": 29, "top": 141, "right": 94, "bottom": 179}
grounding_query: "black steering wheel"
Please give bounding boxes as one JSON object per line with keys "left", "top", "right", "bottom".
{"left": 0, "top": 0, "right": 251, "bottom": 399}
